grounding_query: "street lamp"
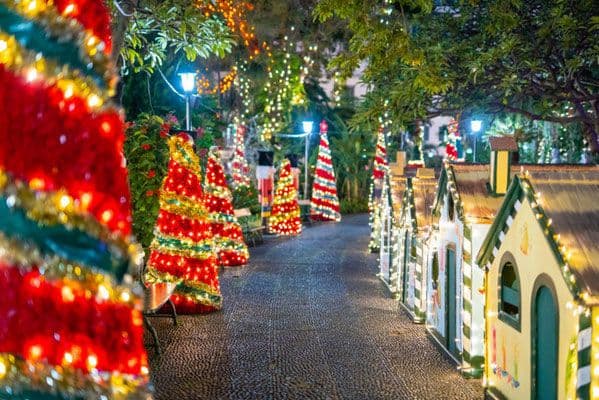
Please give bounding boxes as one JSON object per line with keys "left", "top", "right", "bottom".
{"left": 471, "top": 119, "right": 482, "bottom": 162}
{"left": 178, "top": 72, "right": 197, "bottom": 131}
{"left": 302, "top": 121, "right": 314, "bottom": 199}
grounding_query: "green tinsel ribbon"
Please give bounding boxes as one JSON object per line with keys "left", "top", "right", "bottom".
{"left": 154, "top": 235, "right": 213, "bottom": 254}
{"left": 0, "top": 4, "right": 106, "bottom": 88}
{"left": 0, "top": 196, "right": 129, "bottom": 281}
{"left": 0, "top": 389, "right": 79, "bottom": 400}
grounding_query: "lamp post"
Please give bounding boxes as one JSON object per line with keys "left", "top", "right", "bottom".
{"left": 178, "top": 72, "right": 196, "bottom": 131}
{"left": 471, "top": 119, "right": 482, "bottom": 162}
{"left": 302, "top": 121, "right": 314, "bottom": 200}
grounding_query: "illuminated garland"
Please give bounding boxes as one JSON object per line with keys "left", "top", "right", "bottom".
{"left": 145, "top": 134, "right": 222, "bottom": 314}
{"left": 204, "top": 150, "right": 249, "bottom": 266}
{"left": 196, "top": 0, "right": 262, "bottom": 58}
{"left": 235, "top": 62, "right": 253, "bottom": 122}
{"left": 310, "top": 121, "right": 341, "bottom": 222}
{"left": 0, "top": 1, "right": 150, "bottom": 397}
{"left": 260, "top": 32, "right": 307, "bottom": 141}
{"left": 369, "top": 125, "right": 389, "bottom": 251}
{"left": 197, "top": 67, "right": 237, "bottom": 95}
{"left": 269, "top": 159, "right": 301, "bottom": 235}
{"left": 0, "top": 1, "right": 115, "bottom": 89}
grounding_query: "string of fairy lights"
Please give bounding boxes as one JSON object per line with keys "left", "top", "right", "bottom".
{"left": 261, "top": 31, "right": 296, "bottom": 141}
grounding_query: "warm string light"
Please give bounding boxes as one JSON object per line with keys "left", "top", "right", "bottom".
{"left": 196, "top": 67, "right": 237, "bottom": 95}
{"left": 331, "top": 70, "right": 343, "bottom": 107}
{"left": 235, "top": 61, "right": 253, "bottom": 121}
{"left": 260, "top": 29, "right": 314, "bottom": 141}
{"left": 369, "top": 124, "right": 390, "bottom": 251}
{"left": 196, "top": 0, "right": 263, "bottom": 58}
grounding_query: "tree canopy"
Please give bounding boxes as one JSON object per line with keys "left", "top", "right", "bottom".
{"left": 110, "top": 1, "right": 237, "bottom": 74}
{"left": 315, "top": 0, "right": 599, "bottom": 149}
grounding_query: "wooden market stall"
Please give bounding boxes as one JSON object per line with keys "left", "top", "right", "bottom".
{"left": 379, "top": 152, "right": 407, "bottom": 290}
{"left": 427, "top": 137, "right": 518, "bottom": 377}
{"left": 395, "top": 167, "right": 437, "bottom": 323}
{"left": 477, "top": 165, "right": 599, "bottom": 400}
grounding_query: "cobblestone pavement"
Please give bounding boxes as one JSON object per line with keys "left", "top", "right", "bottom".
{"left": 148, "top": 214, "right": 484, "bottom": 400}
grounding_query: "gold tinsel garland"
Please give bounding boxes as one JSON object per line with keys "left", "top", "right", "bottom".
{"left": 0, "top": 170, "right": 143, "bottom": 276}
{"left": 0, "top": 31, "right": 114, "bottom": 110}
{"left": 2, "top": 0, "right": 117, "bottom": 90}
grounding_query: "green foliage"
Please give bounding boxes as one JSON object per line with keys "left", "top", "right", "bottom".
{"left": 232, "top": 185, "right": 261, "bottom": 215}
{"left": 124, "top": 114, "right": 175, "bottom": 250}
{"left": 117, "top": 1, "right": 236, "bottom": 74}
{"left": 340, "top": 198, "right": 369, "bottom": 214}
{"left": 331, "top": 128, "right": 375, "bottom": 201}
{"left": 315, "top": 0, "right": 599, "bottom": 149}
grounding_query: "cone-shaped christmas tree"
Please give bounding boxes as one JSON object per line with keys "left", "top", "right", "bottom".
{"left": 204, "top": 149, "right": 249, "bottom": 266}
{"left": 373, "top": 125, "right": 389, "bottom": 180}
{"left": 145, "top": 134, "right": 222, "bottom": 314}
{"left": 231, "top": 124, "right": 251, "bottom": 188}
{"left": 269, "top": 159, "right": 302, "bottom": 235}
{"left": 310, "top": 120, "right": 341, "bottom": 222}
{"left": 0, "top": 1, "right": 150, "bottom": 397}
{"left": 369, "top": 125, "right": 389, "bottom": 252}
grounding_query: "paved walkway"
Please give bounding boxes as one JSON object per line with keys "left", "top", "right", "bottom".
{"left": 148, "top": 214, "right": 483, "bottom": 399}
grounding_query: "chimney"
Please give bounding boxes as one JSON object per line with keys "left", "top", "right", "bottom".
{"left": 390, "top": 151, "right": 406, "bottom": 176}
{"left": 488, "top": 136, "right": 518, "bottom": 195}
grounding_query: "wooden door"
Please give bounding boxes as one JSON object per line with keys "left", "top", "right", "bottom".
{"left": 533, "top": 286, "right": 558, "bottom": 400}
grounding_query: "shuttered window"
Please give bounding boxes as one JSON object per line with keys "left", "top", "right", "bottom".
{"left": 500, "top": 262, "right": 520, "bottom": 328}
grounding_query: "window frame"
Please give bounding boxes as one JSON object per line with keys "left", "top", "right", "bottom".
{"left": 497, "top": 252, "right": 521, "bottom": 331}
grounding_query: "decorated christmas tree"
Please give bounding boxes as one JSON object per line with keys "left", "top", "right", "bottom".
{"left": 145, "top": 134, "right": 222, "bottom": 314}
{"left": 369, "top": 125, "right": 389, "bottom": 252}
{"left": 204, "top": 149, "right": 249, "bottom": 266}
{"left": 310, "top": 120, "right": 341, "bottom": 222}
{"left": 0, "top": 0, "right": 150, "bottom": 398}
{"left": 269, "top": 159, "right": 302, "bottom": 235}
{"left": 231, "top": 123, "right": 251, "bottom": 188}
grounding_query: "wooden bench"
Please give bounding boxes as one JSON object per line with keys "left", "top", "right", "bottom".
{"left": 235, "top": 208, "right": 265, "bottom": 246}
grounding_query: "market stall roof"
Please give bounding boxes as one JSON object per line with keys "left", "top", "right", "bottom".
{"left": 525, "top": 166, "right": 599, "bottom": 298}
{"left": 476, "top": 165, "right": 599, "bottom": 302}
{"left": 402, "top": 168, "right": 438, "bottom": 234}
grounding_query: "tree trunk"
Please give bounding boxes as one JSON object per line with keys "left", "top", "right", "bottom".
{"left": 111, "top": 0, "right": 140, "bottom": 105}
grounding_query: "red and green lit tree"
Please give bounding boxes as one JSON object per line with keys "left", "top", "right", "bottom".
{"left": 0, "top": 0, "right": 150, "bottom": 397}
{"left": 145, "top": 134, "right": 222, "bottom": 314}
{"left": 269, "top": 159, "right": 302, "bottom": 235}
{"left": 204, "top": 150, "right": 249, "bottom": 266}
{"left": 310, "top": 120, "right": 341, "bottom": 222}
